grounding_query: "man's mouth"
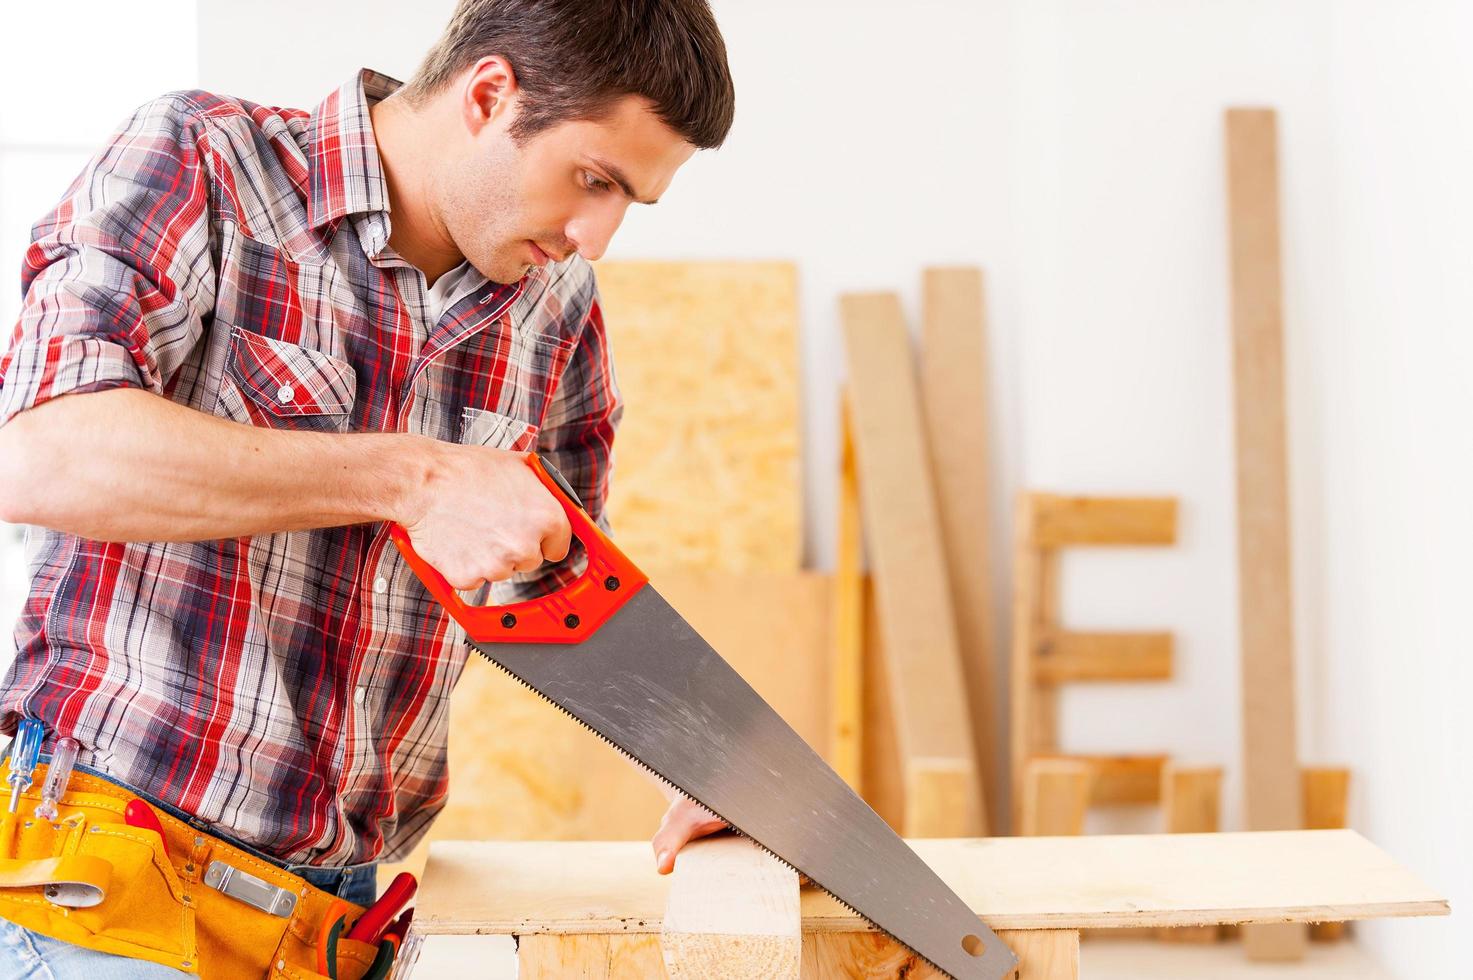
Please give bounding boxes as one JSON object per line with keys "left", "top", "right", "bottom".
{"left": 528, "top": 241, "right": 552, "bottom": 264}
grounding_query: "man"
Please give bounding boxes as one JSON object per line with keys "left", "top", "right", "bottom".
{"left": 0, "top": 1, "right": 731, "bottom": 974}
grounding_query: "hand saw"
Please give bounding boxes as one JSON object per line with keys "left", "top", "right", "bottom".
{"left": 390, "top": 452, "right": 1016, "bottom": 979}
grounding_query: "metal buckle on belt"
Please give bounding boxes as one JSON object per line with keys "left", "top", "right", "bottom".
{"left": 202, "top": 860, "right": 298, "bottom": 917}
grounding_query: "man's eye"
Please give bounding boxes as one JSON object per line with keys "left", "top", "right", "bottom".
{"left": 583, "top": 172, "right": 612, "bottom": 193}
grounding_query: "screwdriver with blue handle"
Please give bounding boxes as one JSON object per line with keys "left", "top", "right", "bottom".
{"left": 7, "top": 718, "right": 45, "bottom": 813}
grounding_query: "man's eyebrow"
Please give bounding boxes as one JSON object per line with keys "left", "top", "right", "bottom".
{"left": 589, "top": 158, "right": 660, "bottom": 205}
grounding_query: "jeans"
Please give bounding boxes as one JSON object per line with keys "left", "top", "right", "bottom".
{"left": 0, "top": 919, "right": 193, "bottom": 978}
{"left": 0, "top": 757, "right": 379, "bottom": 974}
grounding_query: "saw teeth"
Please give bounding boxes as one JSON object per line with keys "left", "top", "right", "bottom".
{"left": 468, "top": 644, "right": 956, "bottom": 978}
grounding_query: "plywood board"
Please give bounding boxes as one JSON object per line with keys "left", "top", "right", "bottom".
{"left": 841, "top": 292, "right": 982, "bottom": 835}
{"left": 593, "top": 261, "right": 801, "bottom": 572}
{"left": 416, "top": 830, "right": 1448, "bottom": 935}
{"left": 380, "top": 569, "right": 834, "bottom": 885}
{"left": 920, "top": 267, "right": 1003, "bottom": 836}
{"left": 1224, "top": 107, "right": 1305, "bottom": 960}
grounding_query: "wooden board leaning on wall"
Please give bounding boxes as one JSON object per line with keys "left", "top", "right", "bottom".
{"left": 379, "top": 260, "right": 808, "bottom": 885}
{"left": 593, "top": 260, "right": 802, "bottom": 572}
{"left": 382, "top": 569, "right": 834, "bottom": 883}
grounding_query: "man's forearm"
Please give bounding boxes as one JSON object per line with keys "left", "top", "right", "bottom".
{"left": 0, "top": 388, "right": 432, "bottom": 541}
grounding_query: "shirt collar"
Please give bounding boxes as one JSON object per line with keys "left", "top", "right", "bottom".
{"left": 306, "top": 69, "right": 398, "bottom": 232}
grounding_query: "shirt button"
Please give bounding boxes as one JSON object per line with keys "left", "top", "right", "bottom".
{"left": 276, "top": 384, "right": 295, "bottom": 404}
{"left": 354, "top": 686, "right": 366, "bottom": 706}
{"left": 373, "top": 576, "right": 388, "bottom": 594}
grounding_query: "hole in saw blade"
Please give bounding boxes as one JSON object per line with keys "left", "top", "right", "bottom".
{"left": 961, "top": 933, "right": 986, "bottom": 957}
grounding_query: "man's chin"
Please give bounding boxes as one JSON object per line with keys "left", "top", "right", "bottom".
{"left": 473, "top": 254, "right": 539, "bottom": 285}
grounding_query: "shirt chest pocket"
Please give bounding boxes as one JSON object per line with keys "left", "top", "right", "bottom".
{"left": 460, "top": 407, "right": 540, "bottom": 451}
{"left": 216, "top": 327, "right": 357, "bottom": 433}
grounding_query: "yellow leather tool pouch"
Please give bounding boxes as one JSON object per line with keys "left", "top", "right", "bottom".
{"left": 0, "top": 765, "right": 378, "bottom": 979}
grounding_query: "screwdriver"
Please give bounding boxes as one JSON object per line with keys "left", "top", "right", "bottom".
{"left": 7, "top": 718, "right": 44, "bottom": 813}
{"left": 35, "top": 736, "right": 80, "bottom": 821}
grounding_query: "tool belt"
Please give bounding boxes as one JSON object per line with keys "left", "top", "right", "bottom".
{"left": 0, "top": 763, "right": 386, "bottom": 978}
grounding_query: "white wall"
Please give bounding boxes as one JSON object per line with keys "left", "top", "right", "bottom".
{"left": 0, "top": 2, "right": 198, "bottom": 657}
{"left": 8, "top": 2, "right": 1459, "bottom": 975}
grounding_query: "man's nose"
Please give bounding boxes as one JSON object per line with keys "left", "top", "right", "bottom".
{"left": 567, "top": 201, "right": 629, "bottom": 263}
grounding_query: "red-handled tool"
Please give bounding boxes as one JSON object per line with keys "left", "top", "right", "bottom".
{"left": 123, "top": 798, "right": 169, "bottom": 859}
{"left": 389, "top": 452, "right": 1017, "bottom": 980}
{"left": 388, "top": 454, "right": 648, "bottom": 644}
{"left": 346, "top": 871, "right": 417, "bottom": 943}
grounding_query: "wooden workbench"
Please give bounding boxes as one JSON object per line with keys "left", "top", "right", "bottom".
{"left": 408, "top": 830, "right": 1447, "bottom": 978}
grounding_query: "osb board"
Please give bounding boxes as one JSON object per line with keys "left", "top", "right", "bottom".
{"left": 592, "top": 261, "right": 801, "bottom": 572}
{"left": 380, "top": 568, "right": 833, "bottom": 886}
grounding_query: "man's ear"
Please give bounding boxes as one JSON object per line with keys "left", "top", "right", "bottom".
{"left": 460, "top": 55, "right": 519, "bottom": 136}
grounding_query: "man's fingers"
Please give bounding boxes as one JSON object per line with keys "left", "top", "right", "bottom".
{"left": 541, "top": 509, "right": 572, "bottom": 564}
{"left": 651, "top": 798, "right": 733, "bottom": 875}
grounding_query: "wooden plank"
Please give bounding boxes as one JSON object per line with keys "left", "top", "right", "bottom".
{"left": 798, "top": 929, "right": 1076, "bottom": 980}
{"left": 1009, "top": 494, "right": 1049, "bottom": 831}
{"left": 858, "top": 577, "right": 904, "bottom": 830}
{"left": 660, "top": 837, "right": 800, "bottom": 979}
{"left": 831, "top": 395, "right": 863, "bottom": 791}
{"left": 1224, "top": 106, "right": 1306, "bottom": 961}
{"left": 519, "top": 933, "right": 665, "bottom": 979}
{"left": 1008, "top": 930, "right": 1080, "bottom": 980}
{"left": 840, "top": 292, "right": 982, "bottom": 836}
{"left": 921, "top": 266, "right": 1002, "bottom": 836}
{"left": 1034, "top": 632, "right": 1173, "bottom": 684}
{"left": 1028, "top": 495, "right": 1177, "bottom": 548}
{"left": 1030, "top": 754, "right": 1169, "bottom": 806}
{"left": 1303, "top": 767, "right": 1352, "bottom": 941}
{"left": 905, "top": 758, "right": 976, "bottom": 838}
{"left": 416, "top": 831, "right": 1449, "bottom": 936}
{"left": 594, "top": 261, "right": 801, "bottom": 572}
{"left": 1020, "top": 759, "right": 1091, "bottom": 837}
{"left": 378, "top": 569, "right": 835, "bottom": 889}
{"left": 1159, "top": 766, "right": 1224, "bottom": 943}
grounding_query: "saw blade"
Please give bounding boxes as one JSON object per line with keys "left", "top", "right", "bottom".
{"left": 468, "top": 584, "right": 1016, "bottom": 980}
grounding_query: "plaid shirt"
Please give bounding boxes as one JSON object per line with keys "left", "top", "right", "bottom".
{"left": 0, "top": 70, "right": 621, "bottom": 864}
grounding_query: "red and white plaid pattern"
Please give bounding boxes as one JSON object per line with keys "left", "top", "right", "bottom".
{"left": 0, "top": 70, "right": 621, "bottom": 864}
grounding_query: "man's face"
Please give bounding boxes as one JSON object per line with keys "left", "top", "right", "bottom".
{"left": 440, "top": 93, "right": 696, "bottom": 284}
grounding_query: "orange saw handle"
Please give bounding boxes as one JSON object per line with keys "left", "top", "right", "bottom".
{"left": 389, "top": 452, "right": 648, "bottom": 644}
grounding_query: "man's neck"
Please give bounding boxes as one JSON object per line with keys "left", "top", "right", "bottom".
{"left": 369, "top": 94, "right": 464, "bottom": 283}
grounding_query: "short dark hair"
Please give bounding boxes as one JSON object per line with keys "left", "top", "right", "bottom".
{"left": 405, "top": 0, "right": 735, "bottom": 149}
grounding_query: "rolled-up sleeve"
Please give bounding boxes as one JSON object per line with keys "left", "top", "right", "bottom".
{"left": 0, "top": 94, "right": 216, "bottom": 426}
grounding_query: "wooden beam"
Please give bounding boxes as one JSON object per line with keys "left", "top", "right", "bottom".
{"left": 1158, "top": 765, "right": 1224, "bottom": 943}
{"left": 1027, "top": 495, "right": 1177, "bottom": 548}
{"left": 921, "top": 266, "right": 1003, "bottom": 836}
{"left": 831, "top": 395, "right": 864, "bottom": 790}
{"left": 1010, "top": 495, "right": 1054, "bottom": 831}
{"left": 1225, "top": 106, "right": 1306, "bottom": 961}
{"left": 1303, "top": 766, "right": 1352, "bottom": 941}
{"left": 841, "top": 292, "right": 983, "bottom": 837}
{"left": 1020, "top": 759, "right": 1092, "bottom": 837}
{"left": 416, "top": 831, "right": 1448, "bottom": 937}
{"left": 1007, "top": 930, "right": 1080, "bottom": 980}
{"left": 1029, "top": 754, "right": 1170, "bottom": 806}
{"left": 660, "top": 837, "right": 800, "bottom": 979}
{"left": 1033, "top": 632, "right": 1173, "bottom": 684}
{"left": 799, "top": 929, "right": 1076, "bottom": 980}
{"left": 519, "top": 933, "right": 665, "bottom": 979}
